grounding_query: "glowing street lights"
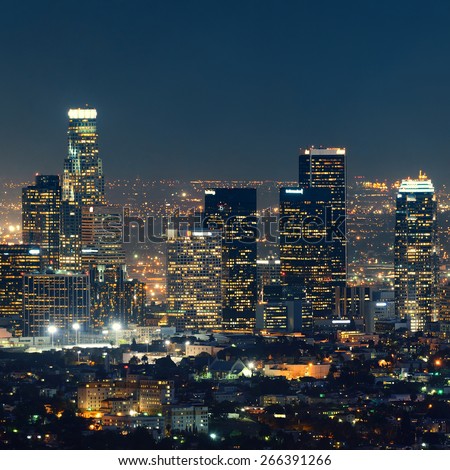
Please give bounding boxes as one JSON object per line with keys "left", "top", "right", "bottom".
{"left": 72, "top": 322, "right": 80, "bottom": 345}
{"left": 165, "top": 339, "right": 171, "bottom": 355}
{"left": 48, "top": 325, "right": 57, "bottom": 348}
{"left": 185, "top": 340, "right": 190, "bottom": 355}
{"left": 112, "top": 322, "right": 121, "bottom": 346}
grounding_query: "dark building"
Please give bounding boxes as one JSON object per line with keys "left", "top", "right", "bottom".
{"left": 298, "top": 147, "right": 347, "bottom": 290}
{"left": 256, "top": 284, "right": 311, "bottom": 333}
{"left": 257, "top": 256, "right": 281, "bottom": 301}
{"left": 89, "top": 265, "right": 145, "bottom": 328}
{"left": 0, "top": 245, "right": 41, "bottom": 336}
{"left": 335, "top": 286, "right": 372, "bottom": 319}
{"left": 204, "top": 188, "right": 257, "bottom": 330}
{"left": 279, "top": 187, "right": 334, "bottom": 321}
{"left": 22, "top": 175, "right": 61, "bottom": 269}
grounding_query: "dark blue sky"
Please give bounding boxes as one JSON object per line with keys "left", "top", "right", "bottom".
{"left": 1, "top": 0, "right": 450, "bottom": 183}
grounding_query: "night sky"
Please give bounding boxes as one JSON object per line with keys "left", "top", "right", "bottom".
{"left": 2, "top": 0, "right": 450, "bottom": 183}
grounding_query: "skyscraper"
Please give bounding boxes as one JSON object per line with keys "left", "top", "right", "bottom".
{"left": 394, "top": 173, "right": 439, "bottom": 332}
{"left": 63, "top": 107, "right": 105, "bottom": 206}
{"left": 279, "top": 187, "right": 333, "bottom": 323}
{"left": 298, "top": 147, "right": 347, "bottom": 289}
{"left": 59, "top": 200, "right": 82, "bottom": 272}
{"left": 0, "top": 245, "right": 41, "bottom": 335}
{"left": 204, "top": 188, "right": 257, "bottom": 330}
{"left": 22, "top": 175, "right": 61, "bottom": 269}
{"left": 166, "top": 229, "right": 222, "bottom": 330}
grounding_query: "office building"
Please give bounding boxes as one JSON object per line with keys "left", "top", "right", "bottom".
{"left": 59, "top": 200, "right": 82, "bottom": 272}
{"left": 81, "top": 205, "right": 125, "bottom": 269}
{"left": 166, "top": 230, "right": 222, "bottom": 330}
{"left": 335, "top": 286, "right": 372, "bottom": 319}
{"left": 62, "top": 107, "right": 105, "bottom": 206}
{"left": 22, "top": 175, "right": 61, "bottom": 269}
{"left": 0, "top": 245, "right": 41, "bottom": 335}
{"left": 298, "top": 147, "right": 347, "bottom": 289}
{"left": 23, "top": 271, "right": 90, "bottom": 337}
{"left": 279, "top": 187, "right": 333, "bottom": 320}
{"left": 394, "top": 173, "right": 439, "bottom": 332}
{"left": 256, "top": 284, "right": 311, "bottom": 333}
{"left": 204, "top": 188, "right": 257, "bottom": 330}
{"left": 257, "top": 256, "right": 281, "bottom": 301}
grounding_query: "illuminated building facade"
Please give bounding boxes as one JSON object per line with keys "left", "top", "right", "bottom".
{"left": 298, "top": 147, "right": 347, "bottom": 289}
{"left": 0, "top": 245, "right": 41, "bottom": 335}
{"left": 59, "top": 200, "right": 82, "bottom": 272}
{"left": 77, "top": 379, "right": 174, "bottom": 414}
{"left": 62, "top": 107, "right": 105, "bottom": 206}
{"left": 279, "top": 187, "right": 333, "bottom": 321}
{"left": 22, "top": 175, "right": 61, "bottom": 269}
{"left": 166, "top": 230, "right": 222, "bottom": 330}
{"left": 394, "top": 173, "right": 439, "bottom": 332}
{"left": 204, "top": 188, "right": 257, "bottom": 330}
{"left": 23, "top": 272, "right": 90, "bottom": 337}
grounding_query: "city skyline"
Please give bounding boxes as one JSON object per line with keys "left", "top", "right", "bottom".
{"left": 4, "top": 1, "right": 450, "bottom": 454}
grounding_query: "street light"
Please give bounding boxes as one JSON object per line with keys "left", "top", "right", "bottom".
{"left": 72, "top": 322, "right": 80, "bottom": 345}
{"left": 185, "top": 340, "right": 190, "bottom": 355}
{"left": 48, "top": 325, "right": 57, "bottom": 348}
{"left": 112, "top": 322, "right": 121, "bottom": 346}
{"left": 164, "top": 339, "right": 171, "bottom": 355}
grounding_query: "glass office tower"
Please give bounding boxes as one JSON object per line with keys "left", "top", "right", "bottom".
{"left": 204, "top": 188, "right": 257, "bottom": 330}
{"left": 298, "top": 147, "right": 347, "bottom": 290}
{"left": 394, "top": 172, "right": 439, "bottom": 332}
{"left": 279, "top": 187, "right": 333, "bottom": 326}
{"left": 63, "top": 107, "right": 105, "bottom": 206}
{"left": 22, "top": 175, "right": 61, "bottom": 269}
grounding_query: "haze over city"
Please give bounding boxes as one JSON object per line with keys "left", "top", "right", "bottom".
{"left": 1, "top": 0, "right": 450, "bottom": 182}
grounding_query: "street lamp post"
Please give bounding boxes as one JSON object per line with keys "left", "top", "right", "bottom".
{"left": 165, "top": 339, "right": 171, "bottom": 355}
{"left": 48, "top": 325, "right": 57, "bottom": 349}
{"left": 72, "top": 322, "right": 80, "bottom": 345}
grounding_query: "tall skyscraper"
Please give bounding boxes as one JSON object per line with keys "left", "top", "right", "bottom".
{"left": 23, "top": 272, "right": 90, "bottom": 337}
{"left": 204, "top": 188, "right": 257, "bottom": 330}
{"left": 394, "top": 173, "right": 439, "bottom": 332}
{"left": 166, "top": 229, "right": 222, "bottom": 330}
{"left": 0, "top": 245, "right": 41, "bottom": 335}
{"left": 298, "top": 147, "right": 347, "bottom": 289}
{"left": 63, "top": 107, "right": 105, "bottom": 206}
{"left": 22, "top": 175, "right": 61, "bottom": 269}
{"left": 279, "top": 187, "right": 333, "bottom": 323}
